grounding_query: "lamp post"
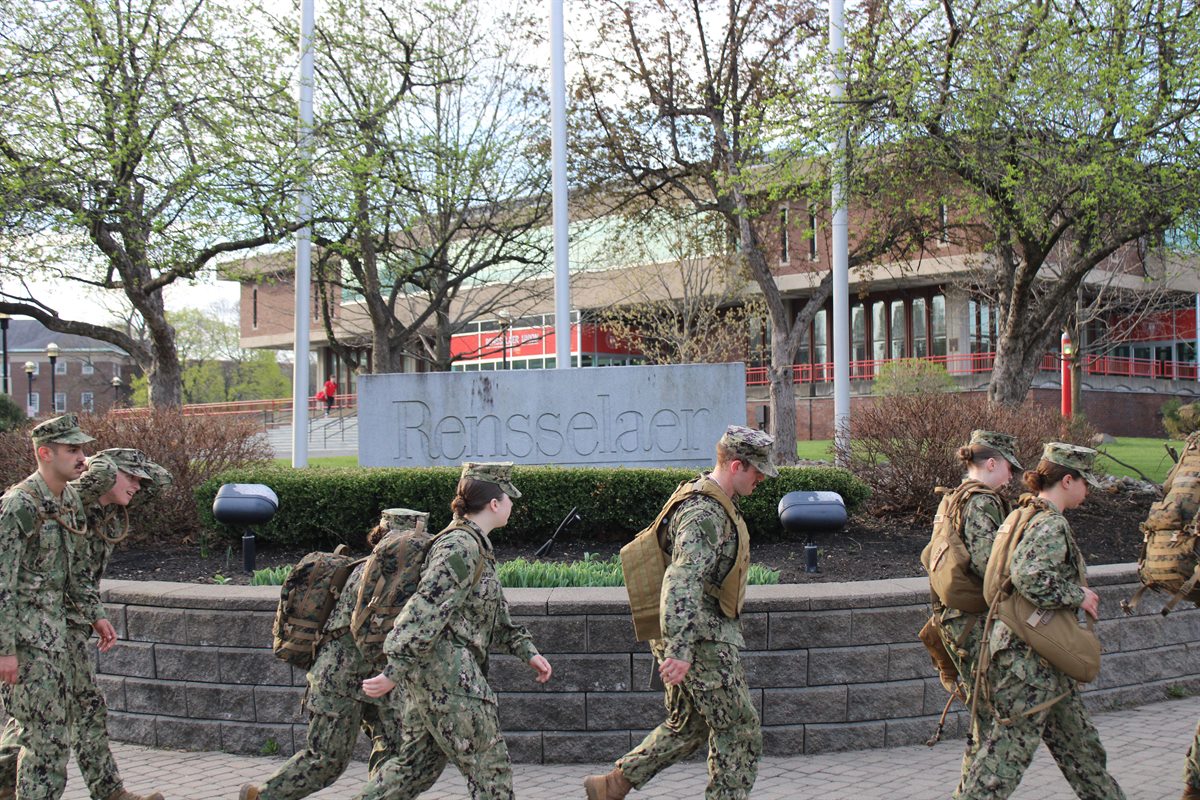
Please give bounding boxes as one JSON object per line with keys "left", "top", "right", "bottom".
{"left": 111, "top": 376, "right": 122, "bottom": 408}
{"left": 46, "top": 342, "right": 59, "bottom": 413}
{"left": 24, "top": 361, "right": 34, "bottom": 416}
{"left": 0, "top": 313, "right": 9, "bottom": 396}
{"left": 1061, "top": 331, "right": 1073, "bottom": 419}
{"left": 497, "top": 309, "right": 511, "bottom": 370}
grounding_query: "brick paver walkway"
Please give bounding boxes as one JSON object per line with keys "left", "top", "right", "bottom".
{"left": 62, "top": 696, "right": 1198, "bottom": 799}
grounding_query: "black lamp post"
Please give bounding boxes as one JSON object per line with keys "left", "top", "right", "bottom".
{"left": 46, "top": 342, "right": 59, "bottom": 412}
{"left": 111, "top": 376, "right": 122, "bottom": 408}
{"left": 497, "top": 309, "right": 511, "bottom": 370}
{"left": 23, "top": 361, "right": 34, "bottom": 416}
{"left": 0, "top": 313, "right": 9, "bottom": 395}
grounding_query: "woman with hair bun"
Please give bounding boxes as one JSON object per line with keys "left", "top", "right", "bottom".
{"left": 958, "top": 443, "right": 1125, "bottom": 800}
{"left": 923, "top": 430, "right": 1020, "bottom": 793}
{"left": 355, "top": 462, "right": 552, "bottom": 800}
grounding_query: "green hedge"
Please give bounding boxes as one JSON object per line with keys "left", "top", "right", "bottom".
{"left": 196, "top": 465, "right": 869, "bottom": 549}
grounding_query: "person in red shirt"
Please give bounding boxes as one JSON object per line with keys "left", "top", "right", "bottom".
{"left": 322, "top": 376, "right": 337, "bottom": 416}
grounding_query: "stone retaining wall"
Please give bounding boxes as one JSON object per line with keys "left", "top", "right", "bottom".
{"left": 95, "top": 564, "right": 1200, "bottom": 763}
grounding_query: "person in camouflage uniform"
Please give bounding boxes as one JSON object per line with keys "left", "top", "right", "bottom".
{"left": 352, "top": 463, "right": 552, "bottom": 800}
{"left": 1183, "top": 722, "right": 1200, "bottom": 799}
{"left": 0, "top": 415, "right": 115, "bottom": 800}
{"left": 0, "top": 448, "right": 171, "bottom": 800}
{"left": 930, "top": 431, "right": 1020, "bottom": 797}
{"left": 239, "top": 508, "right": 428, "bottom": 800}
{"left": 584, "top": 425, "right": 777, "bottom": 800}
{"left": 959, "top": 443, "right": 1126, "bottom": 800}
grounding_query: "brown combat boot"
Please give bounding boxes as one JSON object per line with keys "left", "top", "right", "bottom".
{"left": 104, "top": 790, "right": 164, "bottom": 800}
{"left": 1182, "top": 784, "right": 1200, "bottom": 800}
{"left": 239, "top": 785, "right": 261, "bottom": 800}
{"left": 583, "top": 767, "right": 633, "bottom": 800}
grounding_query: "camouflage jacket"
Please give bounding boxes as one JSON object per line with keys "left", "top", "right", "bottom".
{"left": 0, "top": 472, "right": 105, "bottom": 655}
{"left": 941, "top": 485, "right": 1008, "bottom": 623}
{"left": 309, "top": 564, "right": 397, "bottom": 708}
{"left": 381, "top": 518, "right": 538, "bottom": 703}
{"left": 994, "top": 499, "right": 1087, "bottom": 651}
{"left": 659, "top": 488, "right": 744, "bottom": 664}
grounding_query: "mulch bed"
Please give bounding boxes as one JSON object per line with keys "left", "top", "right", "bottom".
{"left": 105, "top": 486, "right": 1156, "bottom": 586}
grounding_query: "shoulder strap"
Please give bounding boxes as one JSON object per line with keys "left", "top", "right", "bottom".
{"left": 652, "top": 479, "right": 703, "bottom": 551}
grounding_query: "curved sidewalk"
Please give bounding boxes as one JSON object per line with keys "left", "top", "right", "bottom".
{"left": 65, "top": 695, "right": 1198, "bottom": 799}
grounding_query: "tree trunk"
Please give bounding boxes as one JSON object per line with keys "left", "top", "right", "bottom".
{"left": 140, "top": 293, "right": 183, "bottom": 408}
{"left": 987, "top": 332, "right": 1047, "bottom": 406}
{"left": 768, "top": 325, "right": 798, "bottom": 466}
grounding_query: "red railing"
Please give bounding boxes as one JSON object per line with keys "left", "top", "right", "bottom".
{"left": 113, "top": 393, "right": 358, "bottom": 425}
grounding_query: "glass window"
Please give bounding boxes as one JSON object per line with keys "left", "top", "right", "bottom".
{"left": 931, "top": 295, "right": 947, "bottom": 356}
{"left": 969, "top": 299, "right": 994, "bottom": 354}
{"left": 27, "top": 392, "right": 38, "bottom": 415}
{"left": 852, "top": 306, "right": 867, "bottom": 362}
{"left": 54, "top": 361, "right": 66, "bottom": 375}
{"left": 912, "top": 298, "right": 927, "bottom": 358}
{"left": 890, "top": 301, "right": 906, "bottom": 359}
{"left": 81, "top": 392, "right": 94, "bottom": 412}
{"left": 872, "top": 302, "right": 887, "bottom": 361}
{"left": 813, "top": 309, "right": 828, "bottom": 364}
{"left": 54, "top": 392, "right": 65, "bottom": 413}
{"left": 478, "top": 320, "right": 500, "bottom": 332}
{"left": 81, "top": 362, "right": 94, "bottom": 375}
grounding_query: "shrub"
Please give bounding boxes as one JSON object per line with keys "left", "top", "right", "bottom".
{"left": 251, "top": 565, "right": 293, "bottom": 586}
{"left": 0, "top": 395, "right": 26, "bottom": 433}
{"left": 1162, "top": 398, "right": 1200, "bottom": 439}
{"left": 0, "top": 409, "right": 273, "bottom": 543}
{"left": 497, "top": 553, "right": 781, "bottom": 588}
{"left": 195, "top": 464, "right": 870, "bottom": 549}
{"left": 873, "top": 359, "right": 956, "bottom": 396}
{"left": 848, "top": 392, "right": 1095, "bottom": 519}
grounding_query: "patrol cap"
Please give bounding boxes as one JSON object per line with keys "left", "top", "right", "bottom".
{"left": 967, "top": 430, "right": 1022, "bottom": 471}
{"left": 96, "top": 448, "right": 153, "bottom": 480}
{"left": 31, "top": 414, "right": 95, "bottom": 446}
{"left": 718, "top": 425, "right": 778, "bottom": 478}
{"left": 1041, "top": 442, "right": 1101, "bottom": 488}
{"left": 380, "top": 507, "right": 429, "bottom": 532}
{"left": 460, "top": 462, "right": 522, "bottom": 499}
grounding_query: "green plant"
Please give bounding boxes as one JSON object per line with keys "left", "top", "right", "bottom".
{"left": 1167, "top": 684, "right": 1190, "bottom": 700}
{"left": 212, "top": 573, "right": 231, "bottom": 585}
{"left": 251, "top": 565, "right": 293, "bottom": 586}
{"left": 225, "top": 546, "right": 232, "bottom": 574}
{"left": 873, "top": 359, "right": 955, "bottom": 397}
{"left": 0, "top": 394, "right": 26, "bottom": 433}
{"left": 497, "top": 554, "right": 781, "bottom": 589}
{"left": 198, "top": 531, "right": 211, "bottom": 560}
{"left": 196, "top": 465, "right": 869, "bottom": 549}
{"left": 260, "top": 738, "right": 280, "bottom": 756}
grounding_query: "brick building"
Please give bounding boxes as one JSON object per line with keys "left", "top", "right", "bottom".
{"left": 3, "top": 318, "right": 140, "bottom": 417}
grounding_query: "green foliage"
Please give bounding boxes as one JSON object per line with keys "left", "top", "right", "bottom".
{"left": 260, "top": 738, "right": 280, "bottom": 756}
{"left": 196, "top": 465, "right": 869, "bottom": 549}
{"left": 212, "top": 573, "right": 232, "bottom": 585}
{"left": 251, "top": 565, "right": 293, "bottom": 586}
{"left": 0, "top": 395, "right": 27, "bottom": 433}
{"left": 1161, "top": 398, "right": 1200, "bottom": 439}
{"left": 497, "top": 553, "right": 780, "bottom": 588}
{"left": 873, "top": 359, "right": 955, "bottom": 397}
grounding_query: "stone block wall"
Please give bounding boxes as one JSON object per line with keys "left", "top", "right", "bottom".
{"left": 95, "top": 565, "right": 1200, "bottom": 763}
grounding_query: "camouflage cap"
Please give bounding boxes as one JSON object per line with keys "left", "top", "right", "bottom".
{"left": 380, "top": 507, "right": 429, "bottom": 532}
{"left": 1042, "top": 441, "right": 1101, "bottom": 488}
{"left": 96, "top": 448, "right": 153, "bottom": 480}
{"left": 718, "top": 425, "right": 778, "bottom": 478}
{"left": 460, "top": 461, "right": 522, "bottom": 499}
{"left": 31, "top": 413, "right": 95, "bottom": 446}
{"left": 967, "top": 429, "right": 1022, "bottom": 470}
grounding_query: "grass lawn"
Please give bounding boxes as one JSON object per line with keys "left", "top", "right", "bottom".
{"left": 274, "top": 455, "right": 358, "bottom": 468}
{"left": 796, "top": 439, "right": 835, "bottom": 461}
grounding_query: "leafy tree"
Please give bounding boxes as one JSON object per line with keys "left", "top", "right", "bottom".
{"left": 847, "top": 0, "right": 1200, "bottom": 404}
{"left": 0, "top": 0, "right": 301, "bottom": 407}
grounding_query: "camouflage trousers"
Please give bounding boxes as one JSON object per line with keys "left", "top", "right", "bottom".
{"left": 617, "top": 640, "right": 762, "bottom": 800}
{"left": 959, "top": 642, "right": 1126, "bottom": 800}
{"left": 1184, "top": 720, "right": 1200, "bottom": 789}
{"left": 0, "top": 630, "right": 122, "bottom": 800}
{"left": 940, "top": 611, "right": 992, "bottom": 798}
{"left": 0, "top": 647, "right": 77, "bottom": 800}
{"left": 256, "top": 693, "right": 402, "bottom": 800}
{"left": 352, "top": 692, "right": 513, "bottom": 800}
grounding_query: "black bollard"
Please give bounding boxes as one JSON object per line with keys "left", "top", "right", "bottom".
{"left": 243, "top": 529, "right": 257, "bottom": 573}
{"left": 805, "top": 541, "right": 820, "bottom": 574}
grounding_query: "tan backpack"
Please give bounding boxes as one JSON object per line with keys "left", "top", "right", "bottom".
{"left": 272, "top": 545, "right": 362, "bottom": 668}
{"left": 1124, "top": 434, "right": 1200, "bottom": 615}
{"left": 921, "top": 480, "right": 1004, "bottom": 614}
{"left": 980, "top": 496, "right": 1100, "bottom": 684}
{"left": 350, "top": 519, "right": 485, "bottom": 668}
{"left": 620, "top": 476, "right": 749, "bottom": 642}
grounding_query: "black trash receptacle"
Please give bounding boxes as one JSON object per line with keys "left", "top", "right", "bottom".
{"left": 213, "top": 484, "right": 278, "bottom": 572}
{"left": 777, "top": 491, "right": 846, "bottom": 574}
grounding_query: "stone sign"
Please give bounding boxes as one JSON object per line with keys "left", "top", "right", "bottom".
{"left": 358, "top": 363, "right": 746, "bottom": 467}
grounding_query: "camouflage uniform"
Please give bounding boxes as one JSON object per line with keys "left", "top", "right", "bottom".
{"left": 960, "top": 444, "right": 1125, "bottom": 800}
{"left": 355, "top": 464, "right": 538, "bottom": 800}
{"left": 1185, "top": 720, "right": 1200, "bottom": 790}
{"left": 250, "top": 509, "right": 427, "bottom": 800}
{"left": 0, "top": 450, "right": 171, "bottom": 800}
{"left": 0, "top": 416, "right": 106, "bottom": 800}
{"left": 605, "top": 426, "right": 777, "bottom": 800}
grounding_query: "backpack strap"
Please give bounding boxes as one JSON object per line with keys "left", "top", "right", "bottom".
{"left": 350, "top": 519, "right": 427, "bottom": 640}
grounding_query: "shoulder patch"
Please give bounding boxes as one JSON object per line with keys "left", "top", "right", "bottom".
{"left": 447, "top": 552, "right": 471, "bottom": 582}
